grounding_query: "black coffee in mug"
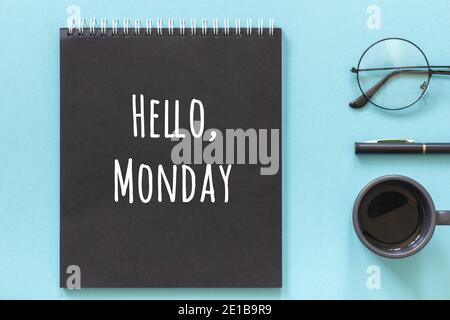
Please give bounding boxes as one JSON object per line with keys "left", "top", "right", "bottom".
{"left": 358, "top": 184, "right": 424, "bottom": 250}
{"left": 353, "top": 175, "right": 450, "bottom": 258}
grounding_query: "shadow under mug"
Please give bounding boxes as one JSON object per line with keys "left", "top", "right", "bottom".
{"left": 353, "top": 175, "right": 450, "bottom": 258}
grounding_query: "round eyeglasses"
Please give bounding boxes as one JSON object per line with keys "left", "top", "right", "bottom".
{"left": 350, "top": 38, "right": 450, "bottom": 111}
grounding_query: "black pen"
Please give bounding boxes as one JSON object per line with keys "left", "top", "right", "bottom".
{"left": 355, "top": 139, "right": 450, "bottom": 154}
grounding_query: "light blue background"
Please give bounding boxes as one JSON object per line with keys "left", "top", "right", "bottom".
{"left": 1, "top": 0, "right": 450, "bottom": 299}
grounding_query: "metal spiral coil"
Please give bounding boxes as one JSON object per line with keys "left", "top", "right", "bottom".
{"left": 67, "top": 18, "right": 276, "bottom": 37}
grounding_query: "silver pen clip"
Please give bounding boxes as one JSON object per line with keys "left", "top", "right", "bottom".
{"left": 364, "top": 139, "right": 415, "bottom": 144}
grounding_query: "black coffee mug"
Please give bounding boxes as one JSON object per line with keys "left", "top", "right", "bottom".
{"left": 353, "top": 175, "right": 450, "bottom": 258}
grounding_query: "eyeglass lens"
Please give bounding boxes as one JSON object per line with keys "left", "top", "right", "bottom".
{"left": 357, "top": 38, "right": 430, "bottom": 110}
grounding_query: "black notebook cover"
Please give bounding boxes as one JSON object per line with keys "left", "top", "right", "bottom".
{"left": 60, "top": 25, "right": 282, "bottom": 288}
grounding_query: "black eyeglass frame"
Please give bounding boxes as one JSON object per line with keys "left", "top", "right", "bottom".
{"left": 350, "top": 37, "right": 450, "bottom": 111}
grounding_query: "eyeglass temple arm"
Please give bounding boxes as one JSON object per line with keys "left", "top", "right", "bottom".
{"left": 431, "top": 70, "right": 450, "bottom": 75}
{"left": 355, "top": 66, "right": 450, "bottom": 72}
{"left": 349, "top": 69, "right": 431, "bottom": 108}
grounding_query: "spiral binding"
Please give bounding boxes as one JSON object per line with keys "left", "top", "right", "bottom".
{"left": 67, "top": 18, "right": 276, "bottom": 37}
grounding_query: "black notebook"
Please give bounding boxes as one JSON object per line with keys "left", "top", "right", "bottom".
{"left": 60, "top": 19, "right": 282, "bottom": 288}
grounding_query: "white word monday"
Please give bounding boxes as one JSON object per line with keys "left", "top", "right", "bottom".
{"left": 114, "top": 160, "right": 232, "bottom": 203}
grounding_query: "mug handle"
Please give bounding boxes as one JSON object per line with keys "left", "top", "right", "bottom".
{"left": 436, "top": 210, "right": 450, "bottom": 225}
